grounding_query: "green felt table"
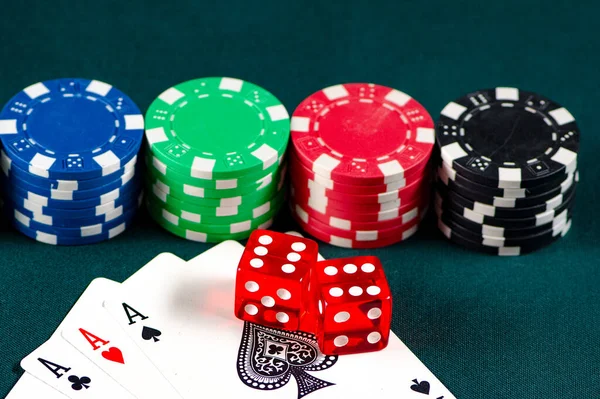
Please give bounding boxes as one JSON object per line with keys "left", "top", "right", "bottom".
{"left": 1, "top": 1, "right": 599, "bottom": 397}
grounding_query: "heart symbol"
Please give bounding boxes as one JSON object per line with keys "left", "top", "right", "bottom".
{"left": 101, "top": 347, "right": 124, "bottom": 364}
{"left": 410, "top": 379, "right": 430, "bottom": 395}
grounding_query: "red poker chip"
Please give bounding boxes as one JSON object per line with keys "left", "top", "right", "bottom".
{"left": 291, "top": 209, "right": 421, "bottom": 249}
{"left": 290, "top": 83, "right": 435, "bottom": 186}
{"left": 289, "top": 150, "right": 431, "bottom": 195}
{"left": 289, "top": 189, "right": 422, "bottom": 223}
{"left": 291, "top": 201, "right": 424, "bottom": 240}
{"left": 291, "top": 200, "right": 429, "bottom": 231}
{"left": 291, "top": 183, "right": 424, "bottom": 214}
{"left": 290, "top": 158, "right": 431, "bottom": 205}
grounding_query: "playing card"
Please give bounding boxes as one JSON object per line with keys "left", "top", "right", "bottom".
{"left": 59, "top": 278, "right": 183, "bottom": 399}
{"left": 99, "top": 236, "right": 455, "bottom": 398}
{"left": 102, "top": 253, "right": 189, "bottom": 395}
{"left": 20, "top": 337, "right": 135, "bottom": 399}
{"left": 5, "top": 373, "right": 66, "bottom": 399}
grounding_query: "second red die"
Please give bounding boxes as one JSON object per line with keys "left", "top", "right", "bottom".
{"left": 310, "top": 256, "right": 392, "bottom": 355}
{"left": 234, "top": 230, "right": 319, "bottom": 331}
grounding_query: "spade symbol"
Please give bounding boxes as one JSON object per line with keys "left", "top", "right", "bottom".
{"left": 141, "top": 326, "right": 162, "bottom": 342}
{"left": 68, "top": 375, "right": 91, "bottom": 390}
{"left": 410, "top": 379, "right": 430, "bottom": 395}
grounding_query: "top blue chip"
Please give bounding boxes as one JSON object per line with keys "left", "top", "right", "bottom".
{"left": 0, "top": 78, "right": 144, "bottom": 180}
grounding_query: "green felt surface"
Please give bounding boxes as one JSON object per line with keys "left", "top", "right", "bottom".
{"left": 1, "top": 1, "right": 599, "bottom": 397}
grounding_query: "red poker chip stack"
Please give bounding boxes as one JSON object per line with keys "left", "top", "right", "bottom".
{"left": 288, "top": 83, "right": 435, "bottom": 248}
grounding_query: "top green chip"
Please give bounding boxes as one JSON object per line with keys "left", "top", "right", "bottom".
{"left": 145, "top": 77, "right": 290, "bottom": 179}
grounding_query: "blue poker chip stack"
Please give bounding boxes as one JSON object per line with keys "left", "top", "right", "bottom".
{"left": 0, "top": 78, "right": 144, "bottom": 245}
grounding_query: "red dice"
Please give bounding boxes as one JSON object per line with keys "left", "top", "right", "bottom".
{"left": 234, "top": 230, "right": 319, "bottom": 331}
{"left": 311, "top": 256, "right": 391, "bottom": 355}
{"left": 234, "top": 230, "right": 392, "bottom": 356}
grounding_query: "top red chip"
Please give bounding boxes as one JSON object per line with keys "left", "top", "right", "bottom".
{"left": 291, "top": 83, "right": 435, "bottom": 185}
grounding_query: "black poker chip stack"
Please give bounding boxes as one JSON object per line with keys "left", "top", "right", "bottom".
{"left": 433, "top": 87, "right": 579, "bottom": 256}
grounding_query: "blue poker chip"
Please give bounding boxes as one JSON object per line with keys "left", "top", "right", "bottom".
{"left": 2, "top": 187, "right": 143, "bottom": 219}
{"left": 1, "top": 150, "right": 138, "bottom": 191}
{"left": 2, "top": 174, "right": 141, "bottom": 210}
{"left": 1, "top": 191, "right": 142, "bottom": 227}
{"left": 4, "top": 201, "right": 138, "bottom": 238}
{"left": 4, "top": 163, "right": 140, "bottom": 201}
{"left": 9, "top": 204, "right": 137, "bottom": 245}
{"left": 0, "top": 78, "right": 144, "bottom": 180}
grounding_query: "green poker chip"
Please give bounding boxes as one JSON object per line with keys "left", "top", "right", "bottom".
{"left": 144, "top": 152, "right": 286, "bottom": 191}
{"left": 145, "top": 154, "right": 287, "bottom": 201}
{"left": 149, "top": 211, "right": 274, "bottom": 242}
{"left": 146, "top": 195, "right": 280, "bottom": 235}
{"left": 145, "top": 169, "right": 284, "bottom": 209}
{"left": 145, "top": 77, "right": 290, "bottom": 179}
{"left": 146, "top": 185, "right": 285, "bottom": 224}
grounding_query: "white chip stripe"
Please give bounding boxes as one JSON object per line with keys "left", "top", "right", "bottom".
{"left": 191, "top": 157, "right": 216, "bottom": 180}
{"left": 183, "top": 184, "right": 205, "bottom": 198}
{"left": 498, "top": 168, "right": 522, "bottom": 189}
{"left": 162, "top": 209, "right": 179, "bottom": 225}
{"left": 291, "top": 116, "right": 310, "bottom": 132}
{"left": 159, "top": 87, "right": 185, "bottom": 105}
{"left": 109, "top": 223, "right": 126, "bottom": 238}
{"left": 81, "top": 224, "right": 103, "bottom": 237}
{"left": 440, "top": 101, "right": 467, "bottom": 121}
{"left": 251, "top": 144, "right": 278, "bottom": 170}
{"left": 266, "top": 104, "right": 289, "bottom": 121}
{"left": 377, "top": 160, "right": 404, "bottom": 181}
{"left": 219, "top": 77, "right": 243, "bottom": 92}
{"left": 551, "top": 148, "right": 577, "bottom": 174}
{"left": 0, "top": 120, "right": 18, "bottom": 135}
{"left": 24, "top": 82, "right": 50, "bottom": 99}
{"left": 294, "top": 204, "right": 309, "bottom": 223}
{"left": 384, "top": 89, "right": 411, "bottom": 106}
{"left": 440, "top": 142, "right": 468, "bottom": 165}
{"left": 93, "top": 151, "right": 121, "bottom": 176}
{"left": 216, "top": 179, "right": 237, "bottom": 189}
{"left": 313, "top": 154, "right": 341, "bottom": 179}
{"left": 49, "top": 189, "right": 73, "bottom": 200}
{"left": 124, "top": 114, "right": 144, "bottom": 130}
{"left": 549, "top": 107, "right": 575, "bottom": 125}
{"left": 29, "top": 153, "right": 56, "bottom": 177}
{"left": 36, "top": 231, "right": 57, "bottom": 245}
{"left": 416, "top": 127, "right": 435, "bottom": 144}
{"left": 322, "top": 84, "right": 349, "bottom": 100}
{"left": 355, "top": 231, "right": 378, "bottom": 241}
{"left": 86, "top": 80, "right": 112, "bottom": 97}
{"left": 495, "top": 87, "right": 519, "bottom": 101}
{"left": 177, "top": 209, "right": 200, "bottom": 223}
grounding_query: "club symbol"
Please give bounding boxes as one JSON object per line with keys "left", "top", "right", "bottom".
{"left": 68, "top": 375, "right": 91, "bottom": 390}
{"left": 267, "top": 344, "right": 285, "bottom": 356}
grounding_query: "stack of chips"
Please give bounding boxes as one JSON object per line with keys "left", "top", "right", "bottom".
{"left": 288, "top": 83, "right": 435, "bottom": 248}
{"left": 144, "top": 77, "right": 290, "bottom": 242}
{"left": 0, "top": 78, "right": 144, "bottom": 245}
{"left": 434, "top": 87, "right": 579, "bottom": 256}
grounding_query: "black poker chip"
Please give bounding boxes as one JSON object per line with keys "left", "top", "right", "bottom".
{"left": 435, "top": 202, "right": 574, "bottom": 239}
{"left": 437, "top": 217, "right": 572, "bottom": 256}
{"left": 434, "top": 178, "right": 577, "bottom": 219}
{"left": 437, "top": 168, "right": 578, "bottom": 209}
{"left": 436, "top": 87, "right": 579, "bottom": 189}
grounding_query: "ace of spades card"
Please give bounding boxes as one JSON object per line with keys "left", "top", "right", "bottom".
{"left": 102, "top": 238, "right": 456, "bottom": 399}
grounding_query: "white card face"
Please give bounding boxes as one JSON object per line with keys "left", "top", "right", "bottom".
{"left": 5, "top": 373, "right": 66, "bottom": 399}
{"left": 20, "top": 337, "right": 135, "bottom": 399}
{"left": 101, "top": 237, "right": 455, "bottom": 398}
{"left": 59, "top": 278, "right": 183, "bottom": 399}
{"left": 102, "top": 253, "right": 189, "bottom": 395}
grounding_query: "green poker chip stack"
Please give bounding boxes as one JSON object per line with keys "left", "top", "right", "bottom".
{"left": 144, "top": 77, "right": 290, "bottom": 242}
